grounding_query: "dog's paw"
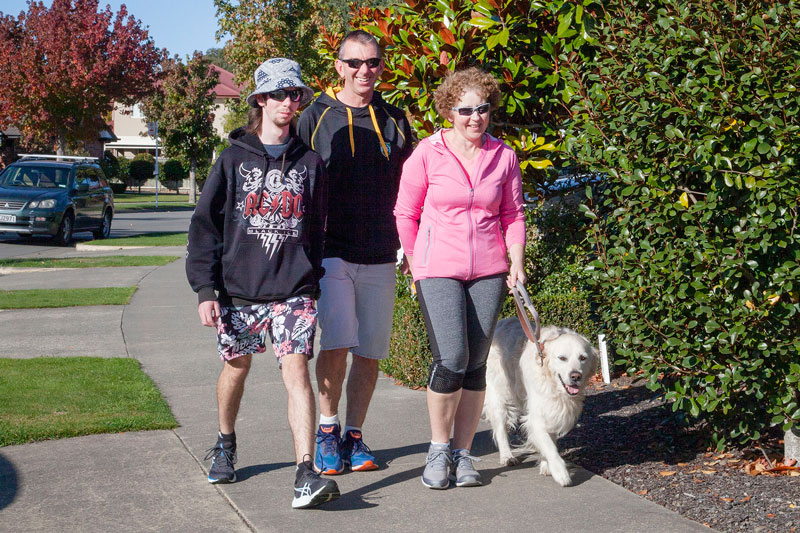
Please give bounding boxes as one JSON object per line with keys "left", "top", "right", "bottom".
{"left": 500, "top": 454, "right": 520, "bottom": 466}
{"left": 549, "top": 463, "right": 573, "bottom": 487}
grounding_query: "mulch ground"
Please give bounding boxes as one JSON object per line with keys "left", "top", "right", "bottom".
{"left": 559, "top": 375, "right": 800, "bottom": 533}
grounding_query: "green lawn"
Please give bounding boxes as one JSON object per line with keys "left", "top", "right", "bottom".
{"left": 0, "top": 357, "right": 177, "bottom": 446}
{"left": 0, "top": 256, "right": 179, "bottom": 269}
{"left": 0, "top": 287, "right": 137, "bottom": 309}
{"left": 88, "top": 232, "right": 188, "bottom": 247}
{"left": 114, "top": 202, "right": 195, "bottom": 211}
{"left": 115, "top": 192, "right": 192, "bottom": 203}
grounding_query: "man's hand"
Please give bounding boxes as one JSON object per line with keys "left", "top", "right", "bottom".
{"left": 198, "top": 300, "right": 221, "bottom": 327}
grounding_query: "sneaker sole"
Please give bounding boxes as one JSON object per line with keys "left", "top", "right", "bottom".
{"left": 316, "top": 465, "right": 345, "bottom": 475}
{"left": 208, "top": 473, "right": 236, "bottom": 484}
{"left": 455, "top": 478, "right": 482, "bottom": 487}
{"left": 350, "top": 460, "right": 378, "bottom": 471}
{"left": 292, "top": 482, "right": 341, "bottom": 509}
{"left": 421, "top": 477, "right": 449, "bottom": 490}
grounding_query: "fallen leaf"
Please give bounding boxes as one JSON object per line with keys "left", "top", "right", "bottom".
{"left": 721, "top": 497, "right": 734, "bottom": 502}
{"left": 767, "top": 514, "right": 775, "bottom": 518}
{"left": 660, "top": 471, "right": 677, "bottom": 476}
{"left": 786, "top": 458, "right": 797, "bottom": 467}
{"left": 739, "top": 496, "right": 752, "bottom": 502}
{"left": 789, "top": 504, "right": 796, "bottom": 509}
{"left": 702, "top": 470, "right": 717, "bottom": 474}
{"left": 693, "top": 477, "right": 705, "bottom": 483}
{"left": 677, "top": 462, "right": 689, "bottom": 467}
{"left": 727, "top": 458, "right": 741, "bottom": 463}
{"left": 637, "top": 489, "right": 648, "bottom": 495}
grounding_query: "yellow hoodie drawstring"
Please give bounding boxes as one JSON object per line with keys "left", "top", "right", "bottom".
{"left": 368, "top": 105, "right": 389, "bottom": 160}
{"left": 346, "top": 107, "right": 355, "bottom": 157}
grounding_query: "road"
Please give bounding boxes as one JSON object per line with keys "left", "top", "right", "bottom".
{"left": 0, "top": 208, "right": 194, "bottom": 259}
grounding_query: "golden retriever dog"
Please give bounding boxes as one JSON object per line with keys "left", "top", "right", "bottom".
{"left": 483, "top": 318, "right": 598, "bottom": 486}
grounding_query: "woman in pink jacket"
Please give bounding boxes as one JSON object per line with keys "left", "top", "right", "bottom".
{"left": 394, "top": 68, "right": 526, "bottom": 489}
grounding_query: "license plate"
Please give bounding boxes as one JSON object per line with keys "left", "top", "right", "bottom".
{"left": 0, "top": 214, "right": 16, "bottom": 223}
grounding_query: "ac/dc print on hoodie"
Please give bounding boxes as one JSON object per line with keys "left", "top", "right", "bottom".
{"left": 186, "top": 127, "right": 328, "bottom": 305}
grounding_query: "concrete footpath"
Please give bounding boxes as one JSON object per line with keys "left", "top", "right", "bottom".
{"left": 0, "top": 249, "right": 712, "bottom": 532}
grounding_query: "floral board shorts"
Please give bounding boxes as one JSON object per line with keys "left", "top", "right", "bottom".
{"left": 216, "top": 295, "right": 317, "bottom": 365}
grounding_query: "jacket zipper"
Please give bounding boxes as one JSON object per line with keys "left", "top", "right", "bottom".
{"left": 423, "top": 226, "right": 432, "bottom": 266}
{"left": 442, "top": 147, "right": 476, "bottom": 279}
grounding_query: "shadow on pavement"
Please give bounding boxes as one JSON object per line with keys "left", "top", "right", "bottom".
{"left": 0, "top": 452, "right": 18, "bottom": 510}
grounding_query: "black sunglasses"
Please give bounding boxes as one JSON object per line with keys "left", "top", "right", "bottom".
{"left": 340, "top": 57, "right": 381, "bottom": 69}
{"left": 451, "top": 102, "right": 491, "bottom": 116}
{"left": 266, "top": 88, "right": 303, "bottom": 102}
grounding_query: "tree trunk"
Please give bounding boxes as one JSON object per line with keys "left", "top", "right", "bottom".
{"left": 786, "top": 426, "right": 800, "bottom": 462}
{"left": 57, "top": 131, "right": 66, "bottom": 157}
{"left": 189, "top": 157, "right": 197, "bottom": 204}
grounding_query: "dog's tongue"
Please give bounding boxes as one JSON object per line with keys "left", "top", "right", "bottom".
{"left": 566, "top": 384, "right": 580, "bottom": 395}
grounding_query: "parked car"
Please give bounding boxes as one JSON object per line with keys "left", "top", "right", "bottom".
{"left": 0, "top": 155, "right": 114, "bottom": 245}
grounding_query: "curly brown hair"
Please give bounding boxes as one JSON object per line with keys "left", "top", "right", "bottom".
{"left": 433, "top": 67, "right": 501, "bottom": 120}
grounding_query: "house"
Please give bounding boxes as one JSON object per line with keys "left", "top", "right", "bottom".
{"left": 105, "top": 64, "right": 242, "bottom": 159}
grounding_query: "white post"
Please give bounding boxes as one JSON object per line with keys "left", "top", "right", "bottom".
{"left": 598, "top": 333, "right": 611, "bottom": 384}
{"left": 148, "top": 121, "right": 159, "bottom": 208}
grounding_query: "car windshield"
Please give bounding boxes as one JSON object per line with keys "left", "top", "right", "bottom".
{"left": 0, "top": 165, "right": 70, "bottom": 189}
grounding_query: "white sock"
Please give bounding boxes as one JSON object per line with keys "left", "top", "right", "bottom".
{"left": 344, "top": 425, "right": 361, "bottom": 436}
{"left": 319, "top": 413, "right": 339, "bottom": 426}
{"left": 431, "top": 440, "right": 449, "bottom": 447}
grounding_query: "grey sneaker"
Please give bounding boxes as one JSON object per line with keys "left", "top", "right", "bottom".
{"left": 422, "top": 443, "right": 452, "bottom": 489}
{"left": 451, "top": 449, "right": 482, "bottom": 487}
{"left": 204, "top": 437, "right": 237, "bottom": 484}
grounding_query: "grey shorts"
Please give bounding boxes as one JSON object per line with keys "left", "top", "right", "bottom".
{"left": 317, "top": 257, "right": 396, "bottom": 359}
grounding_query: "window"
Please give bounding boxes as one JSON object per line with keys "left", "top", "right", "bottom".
{"left": 131, "top": 103, "right": 144, "bottom": 119}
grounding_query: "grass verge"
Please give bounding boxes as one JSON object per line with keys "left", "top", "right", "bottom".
{"left": 115, "top": 193, "right": 192, "bottom": 203}
{"left": 0, "top": 256, "right": 179, "bottom": 269}
{"left": 0, "top": 287, "right": 136, "bottom": 309}
{"left": 114, "top": 202, "right": 195, "bottom": 211}
{"left": 0, "top": 357, "right": 177, "bottom": 446}
{"left": 87, "top": 232, "right": 188, "bottom": 247}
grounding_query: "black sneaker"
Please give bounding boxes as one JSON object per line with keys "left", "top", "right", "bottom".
{"left": 204, "top": 438, "right": 237, "bottom": 484}
{"left": 293, "top": 461, "right": 340, "bottom": 509}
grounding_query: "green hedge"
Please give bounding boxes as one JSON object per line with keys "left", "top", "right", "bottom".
{"left": 570, "top": 0, "right": 800, "bottom": 448}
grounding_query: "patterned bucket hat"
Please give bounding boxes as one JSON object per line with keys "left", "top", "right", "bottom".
{"left": 246, "top": 58, "right": 314, "bottom": 108}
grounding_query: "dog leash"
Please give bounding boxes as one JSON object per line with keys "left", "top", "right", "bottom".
{"left": 511, "top": 281, "right": 545, "bottom": 366}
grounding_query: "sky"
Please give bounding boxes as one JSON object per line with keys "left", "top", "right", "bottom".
{"left": 1, "top": 0, "right": 227, "bottom": 59}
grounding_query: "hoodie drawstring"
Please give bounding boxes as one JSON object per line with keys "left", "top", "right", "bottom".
{"left": 345, "top": 107, "right": 355, "bottom": 157}
{"left": 368, "top": 105, "right": 390, "bottom": 160}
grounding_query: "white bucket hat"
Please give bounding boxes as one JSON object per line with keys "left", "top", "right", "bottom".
{"left": 246, "top": 58, "right": 315, "bottom": 108}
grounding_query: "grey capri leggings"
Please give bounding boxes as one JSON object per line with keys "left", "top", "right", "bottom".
{"left": 415, "top": 274, "right": 506, "bottom": 393}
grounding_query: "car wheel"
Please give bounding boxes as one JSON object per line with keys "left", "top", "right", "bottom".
{"left": 53, "top": 212, "right": 74, "bottom": 246}
{"left": 93, "top": 209, "right": 112, "bottom": 239}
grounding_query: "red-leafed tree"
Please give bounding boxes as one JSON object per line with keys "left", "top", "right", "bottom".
{"left": 0, "top": 0, "right": 165, "bottom": 155}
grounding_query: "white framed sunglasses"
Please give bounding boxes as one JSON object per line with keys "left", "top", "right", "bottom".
{"left": 451, "top": 102, "right": 490, "bottom": 116}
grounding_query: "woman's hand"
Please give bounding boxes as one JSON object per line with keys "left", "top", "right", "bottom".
{"left": 506, "top": 243, "right": 527, "bottom": 289}
{"left": 401, "top": 254, "right": 414, "bottom": 276}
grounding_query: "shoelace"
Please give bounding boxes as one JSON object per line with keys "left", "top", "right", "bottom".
{"left": 204, "top": 444, "right": 236, "bottom": 466}
{"left": 317, "top": 431, "right": 339, "bottom": 454}
{"left": 426, "top": 449, "right": 453, "bottom": 468}
{"left": 454, "top": 453, "right": 480, "bottom": 472}
{"left": 349, "top": 436, "right": 373, "bottom": 455}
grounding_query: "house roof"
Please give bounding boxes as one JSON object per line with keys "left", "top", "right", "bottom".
{"left": 211, "top": 65, "right": 243, "bottom": 99}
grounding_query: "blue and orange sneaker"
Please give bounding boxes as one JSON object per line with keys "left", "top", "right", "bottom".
{"left": 314, "top": 424, "right": 344, "bottom": 475}
{"left": 341, "top": 429, "right": 378, "bottom": 471}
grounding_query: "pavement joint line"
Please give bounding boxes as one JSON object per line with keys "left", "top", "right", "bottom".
{"left": 172, "top": 429, "right": 258, "bottom": 533}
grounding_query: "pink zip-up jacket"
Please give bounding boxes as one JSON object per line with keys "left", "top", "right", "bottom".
{"left": 394, "top": 130, "right": 526, "bottom": 282}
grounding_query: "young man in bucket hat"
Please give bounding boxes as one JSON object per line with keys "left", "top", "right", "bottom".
{"left": 187, "top": 57, "right": 338, "bottom": 509}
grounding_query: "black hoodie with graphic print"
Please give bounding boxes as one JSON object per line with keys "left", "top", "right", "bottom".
{"left": 297, "top": 89, "right": 412, "bottom": 264}
{"left": 186, "top": 127, "right": 327, "bottom": 305}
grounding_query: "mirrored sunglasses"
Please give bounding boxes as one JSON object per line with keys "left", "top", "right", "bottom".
{"left": 266, "top": 88, "right": 303, "bottom": 102}
{"left": 340, "top": 57, "right": 381, "bottom": 69}
{"left": 451, "top": 102, "right": 491, "bottom": 116}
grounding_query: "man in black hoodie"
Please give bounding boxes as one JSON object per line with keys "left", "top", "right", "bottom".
{"left": 298, "top": 31, "right": 413, "bottom": 475}
{"left": 186, "top": 58, "right": 338, "bottom": 509}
